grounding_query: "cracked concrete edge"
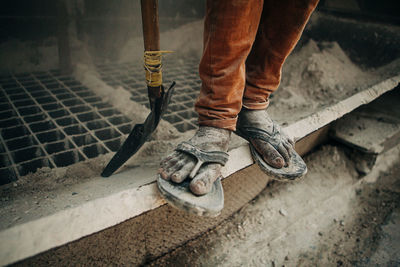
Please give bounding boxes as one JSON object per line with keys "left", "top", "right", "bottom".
{"left": 285, "top": 75, "right": 400, "bottom": 141}
{"left": 0, "top": 75, "right": 399, "bottom": 266}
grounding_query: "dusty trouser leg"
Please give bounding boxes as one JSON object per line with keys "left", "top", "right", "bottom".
{"left": 195, "top": 0, "right": 264, "bottom": 131}
{"left": 239, "top": 0, "right": 319, "bottom": 168}
{"left": 159, "top": 0, "right": 263, "bottom": 195}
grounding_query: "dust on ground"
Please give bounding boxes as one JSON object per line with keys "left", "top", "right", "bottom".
{"left": 268, "top": 39, "right": 386, "bottom": 125}
{"left": 149, "top": 144, "right": 400, "bottom": 267}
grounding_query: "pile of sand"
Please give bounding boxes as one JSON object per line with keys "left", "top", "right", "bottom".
{"left": 272, "top": 40, "right": 376, "bottom": 110}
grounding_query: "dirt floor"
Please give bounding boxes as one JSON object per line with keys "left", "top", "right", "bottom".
{"left": 148, "top": 144, "right": 400, "bottom": 267}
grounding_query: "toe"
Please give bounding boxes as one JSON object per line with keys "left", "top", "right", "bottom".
{"left": 170, "top": 159, "right": 196, "bottom": 183}
{"left": 189, "top": 164, "right": 221, "bottom": 196}
{"left": 251, "top": 139, "right": 285, "bottom": 169}
{"left": 163, "top": 158, "right": 187, "bottom": 180}
{"left": 160, "top": 152, "right": 183, "bottom": 170}
{"left": 283, "top": 141, "right": 294, "bottom": 159}
{"left": 277, "top": 143, "right": 291, "bottom": 167}
{"left": 160, "top": 151, "right": 180, "bottom": 166}
{"left": 287, "top": 138, "right": 295, "bottom": 148}
{"left": 158, "top": 168, "right": 168, "bottom": 180}
{"left": 158, "top": 153, "right": 186, "bottom": 180}
{"left": 281, "top": 131, "right": 295, "bottom": 148}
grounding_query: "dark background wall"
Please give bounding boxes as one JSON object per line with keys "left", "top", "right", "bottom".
{"left": 0, "top": 0, "right": 398, "bottom": 66}
{"left": 1, "top": 0, "right": 399, "bottom": 41}
{"left": 0, "top": 0, "right": 205, "bottom": 42}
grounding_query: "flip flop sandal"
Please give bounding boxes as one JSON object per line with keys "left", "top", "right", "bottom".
{"left": 157, "top": 142, "right": 229, "bottom": 217}
{"left": 236, "top": 122, "right": 307, "bottom": 181}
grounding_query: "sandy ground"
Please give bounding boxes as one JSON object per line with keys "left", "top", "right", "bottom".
{"left": 149, "top": 144, "right": 400, "bottom": 267}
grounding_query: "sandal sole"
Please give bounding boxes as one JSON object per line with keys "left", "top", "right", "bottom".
{"left": 235, "top": 128, "right": 307, "bottom": 180}
{"left": 249, "top": 144, "right": 307, "bottom": 181}
{"left": 157, "top": 175, "right": 224, "bottom": 217}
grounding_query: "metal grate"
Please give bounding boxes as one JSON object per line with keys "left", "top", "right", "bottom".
{"left": 0, "top": 71, "right": 133, "bottom": 185}
{"left": 0, "top": 58, "right": 201, "bottom": 185}
{"left": 96, "top": 57, "right": 201, "bottom": 132}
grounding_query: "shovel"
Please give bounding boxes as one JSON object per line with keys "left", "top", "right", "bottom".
{"left": 101, "top": 0, "right": 175, "bottom": 177}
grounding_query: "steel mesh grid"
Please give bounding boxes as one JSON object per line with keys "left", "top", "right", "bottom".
{"left": 0, "top": 71, "right": 133, "bottom": 185}
{"left": 0, "top": 58, "right": 201, "bottom": 185}
{"left": 96, "top": 57, "right": 201, "bottom": 133}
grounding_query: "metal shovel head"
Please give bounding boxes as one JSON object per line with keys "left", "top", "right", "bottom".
{"left": 101, "top": 82, "right": 175, "bottom": 177}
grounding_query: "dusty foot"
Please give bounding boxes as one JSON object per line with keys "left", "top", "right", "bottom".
{"left": 158, "top": 126, "right": 231, "bottom": 196}
{"left": 237, "top": 108, "right": 294, "bottom": 168}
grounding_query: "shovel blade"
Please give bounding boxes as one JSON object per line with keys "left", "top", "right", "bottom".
{"left": 101, "top": 123, "right": 146, "bottom": 177}
{"left": 101, "top": 82, "right": 175, "bottom": 177}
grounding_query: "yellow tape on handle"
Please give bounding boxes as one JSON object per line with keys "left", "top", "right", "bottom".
{"left": 144, "top": 50, "right": 173, "bottom": 87}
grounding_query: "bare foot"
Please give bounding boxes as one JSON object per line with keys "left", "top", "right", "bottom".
{"left": 158, "top": 126, "right": 231, "bottom": 196}
{"left": 237, "top": 108, "right": 294, "bottom": 168}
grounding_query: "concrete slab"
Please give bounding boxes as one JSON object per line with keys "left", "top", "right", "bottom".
{"left": 332, "top": 88, "right": 400, "bottom": 154}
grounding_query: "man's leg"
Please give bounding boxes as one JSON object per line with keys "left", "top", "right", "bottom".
{"left": 159, "top": 0, "right": 264, "bottom": 195}
{"left": 240, "top": 0, "right": 319, "bottom": 168}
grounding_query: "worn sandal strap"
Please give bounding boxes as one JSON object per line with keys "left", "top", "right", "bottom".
{"left": 175, "top": 142, "right": 229, "bottom": 178}
{"left": 176, "top": 142, "right": 229, "bottom": 165}
{"left": 237, "top": 122, "right": 283, "bottom": 149}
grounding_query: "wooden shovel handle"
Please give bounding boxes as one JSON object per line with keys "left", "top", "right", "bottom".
{"left": 141, "top": 0, "right": 160, "bottom": 51}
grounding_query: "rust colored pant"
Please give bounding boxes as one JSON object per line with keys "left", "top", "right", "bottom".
{"left": 195, "top": 0, "right": 319, "bottom": 131}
